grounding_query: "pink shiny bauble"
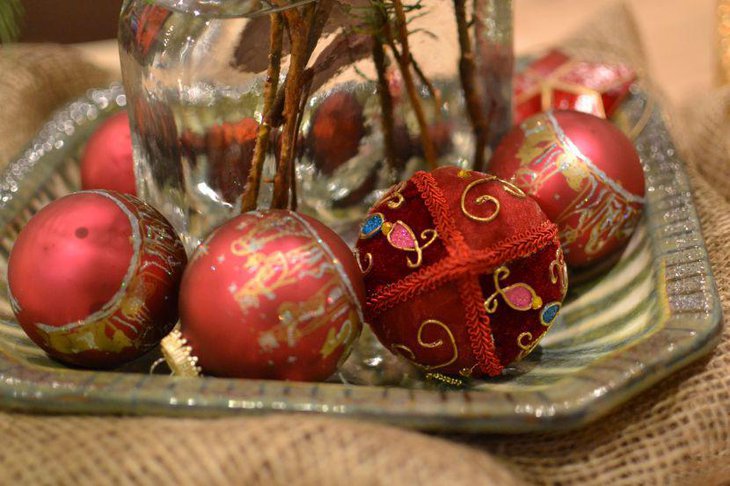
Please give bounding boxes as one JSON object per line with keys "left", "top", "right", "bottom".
{"left": 170, "top": 210, "right": 364, "bottom": 381}
{"left": 490, "top": 111, "right": 645, "bottom": 267}
{"left": 80, "top": 111, "right": 137, "bottom": 195}
{"left": 7, "top": 190, "right": 187, "bottom": 368}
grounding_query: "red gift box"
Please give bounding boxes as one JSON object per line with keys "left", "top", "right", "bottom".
{"left": 514, "top": 50, "right": 637, "bottom": 124}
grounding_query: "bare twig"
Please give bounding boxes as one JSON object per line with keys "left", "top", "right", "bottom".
{"left": 410, "top": 54, "right": 442, "bottom": 122}
{"left": 387, "top": 0, "right": 438, "bottom": 170}
{"left": 271, "top": 5, "right": 312, "bottom": 209}
{"left": 371, "top": 8, "right": 399, "bottom": 171}
{"left": 241, "top": 12, "right": 284, "bottom": 213}
{"left": 290, "top": 71, "right": 314, "bottom": 211}
{"left": 270, "top": 0, "right": 335, "bottom": 129}
{"left": 454, "top": 0, "right": 489, "bottom": 172}
{"left": 271, "top": 0, "right": 338, "bottom": 209}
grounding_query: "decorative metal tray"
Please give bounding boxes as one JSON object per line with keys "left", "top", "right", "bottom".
{"left": 0, "top": 83, "right": 721, "bottom": 433}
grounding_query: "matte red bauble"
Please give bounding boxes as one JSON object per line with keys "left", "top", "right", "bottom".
{"left": 489, "top": 110, "right": 645, "bottom": 267}
{"left": 7, "top": 190, "right": 187, "bottom": 368}
{"left": 180, "top": 117, "right": 259, "bottom": 203}
{"left": 80, "top": 111, "right": 137, "bottom": 195}
{"left": 307, "top": 91, "right": 366, "bottom": 175}
{"left": 163, "top": 210, "right": 364, "bottom": 381}
{"left": 355, "top": 166, "right": 567, "bottom": 378}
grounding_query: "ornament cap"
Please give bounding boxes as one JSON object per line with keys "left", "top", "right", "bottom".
{"left": 161, "top": 330, "right": 202, "bottom": 377}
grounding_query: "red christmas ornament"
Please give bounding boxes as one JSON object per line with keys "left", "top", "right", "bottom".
{"left": 489, "top": 110, "right": 645, "bottom": 267}
{"left": 179, "top": 117, "right": 259, "bottom": 203}
{"left": 307, "top": 91, "right": 366, "bottom": 175}
{"left": 80, "top": 111, "right": 137, "bottom": 195}
{"left": 7, "top": 190, "right": 187, "bottom": 368}
{"left": 514, "top": 49, "right": 636, "bottom": 124}
{"left": 355, "top": 166, "right": 567, "bottom": 378}
{"left": 162, "top": 210, "right": 364, "bottom": 381}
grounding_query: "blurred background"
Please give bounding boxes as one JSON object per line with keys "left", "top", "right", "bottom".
{"left": 14, "top": 0, "right": 715, "bottom": 107}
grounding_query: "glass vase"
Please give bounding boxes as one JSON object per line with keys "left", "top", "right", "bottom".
{"left": 119, "top": 0, "right": 513, "bottom": 252}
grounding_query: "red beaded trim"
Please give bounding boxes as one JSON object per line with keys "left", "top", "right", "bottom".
{"left": 411, "top": 171, "right": 469, "bottom": 256}
{"left": 459, "top": 277, "right": 503, "bottom": 376}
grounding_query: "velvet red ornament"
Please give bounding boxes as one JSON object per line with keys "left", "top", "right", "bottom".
{"left": 80, "top": 111, "right": 137, "bottom": 195}
{"left": 355, "top": 166, "right": 567, "bottom": 378}
{"left": 489, "top": 110, "right": 645, "bottom": 267}
{"left": 163, "top": 210, "right": 364, "bottom": 381}
{"left": 7, "top": 190, "right": 187, "bottom": 368}
{"left": 514, "top": 49, "right": 636, "bottom": 124}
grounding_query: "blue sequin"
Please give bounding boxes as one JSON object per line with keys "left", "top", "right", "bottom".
{"left": 361, "top": 213, "right": 384, "bottom": 238}
{"left": 541, "top": 302, "right": 561, "bottom": 325}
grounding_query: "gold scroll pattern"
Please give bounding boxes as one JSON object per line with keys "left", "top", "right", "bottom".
{"left": 374, "top": 181, "right": 407, "bottom": 209}
{"left": 391, "top": 319, "right": 459, "bottom": 372}
{"left": 549, "top": 246, "right": 569, "bottom": 299}
{"left": 459, "top": 172, "right": 526, "bottom": 223}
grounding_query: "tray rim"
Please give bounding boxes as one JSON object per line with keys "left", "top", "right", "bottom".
{"left": 0, "top": 83, "right": 722, "bottom": 433}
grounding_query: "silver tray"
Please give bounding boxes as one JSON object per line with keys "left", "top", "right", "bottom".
{"left": 0, "top": 83, "right": 721, "bottom": 432}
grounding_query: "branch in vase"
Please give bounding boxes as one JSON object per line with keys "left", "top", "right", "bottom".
{"left": 410, "top": 53, "right": 442, "bottom": 122}
{"left": 271, "top": 4, "right": 312, "bottom": 209}
{"left": 271, "top": 0, "right": 338, "bottom": 209}
{"left": 454, "top": 0, "right": 489, "bottom": 172}
{"left": 241, "top": 12, "right": 284, "bottom": 213}
{"left": 371, "top": 25, "right": 399, "bottom": 171}
{"left": 386, "top": 0, "right": 438, "bottom": 170}
{"left": 290, "top": 71, "right": 316, "bottom": 211}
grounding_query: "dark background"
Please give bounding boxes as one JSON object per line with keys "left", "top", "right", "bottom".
{"left": 19, "top": 0, "right": 124, "bottom": 43}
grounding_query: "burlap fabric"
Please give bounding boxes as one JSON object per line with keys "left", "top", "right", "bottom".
{"left": 1, "top": 5, "right": 728, "bottom": 484}
{"left": 0, "top": 44, "right": 110, "bottom": 166}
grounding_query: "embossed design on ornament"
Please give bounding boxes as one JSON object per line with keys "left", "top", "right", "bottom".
{"left": 391, "top": 319, "right": 458, "bottom": 371}
{"left": 321, "top": 318, "right": 356, "bottom": 359}
{"left": 515, "top": 302, "right": 561, "bottom": 360}
{"left": 540, "top": 302, "right": 562, "bottom": 327}
{"left": 513, "top": 112, "right": 643, "bottom": 257}
{"left": 383, "top": 220, "right": 438, "bottom": 269}
{"left": 549, "top": 246, "right": 569, "bottom": 298}
{"left": 231, "top": 241, "right": 334, "bottom": 313}
{"left": 353, "top": 248, "right": 373, "bottom": 275}
{"left": 458, "top": 363, "right": 481, "bottom": 378}
{"left": 516, "top": 331, "right": 542, "bottom": 359}
{"left": 460, "top": 175, "right": 526, "bottom": 223}
{"left": 358, "top": 211, "right": 439, "bottom": 270}
{"left": 260, "top": 277, "right": 356, "bottom": 354}
{"left": 231, "top": 214, "right": 309, "bottom": 256}
{"left": 375, "top": 181, "right": 407, "bottom": 209}
{"left": 484, "top": 266, "right": 543, "bottom": 313}
{"left": 359, "top": 213, "right": 385, "bottom": 239}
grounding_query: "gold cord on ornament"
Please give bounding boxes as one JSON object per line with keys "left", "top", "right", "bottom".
{"left": 460, "top": 175, "right": 526, "bottom": 223}
{"left": 391, "top": 319, "right": 459, "bottom": 371}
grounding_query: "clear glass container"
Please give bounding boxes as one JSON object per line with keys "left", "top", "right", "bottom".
{"left": 119, "top": 0, "right": 513, "bottom": 252}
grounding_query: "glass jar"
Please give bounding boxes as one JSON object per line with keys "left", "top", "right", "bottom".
{"left": 119, "top": 0, "right": 513, "bottom": 252}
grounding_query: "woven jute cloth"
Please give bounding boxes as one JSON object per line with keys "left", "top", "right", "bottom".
{"left": 1, "top": 5, "right": 728, "bottom": 485}
{"left": 0, "top": 44, "right": 110, "bottom": 167}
